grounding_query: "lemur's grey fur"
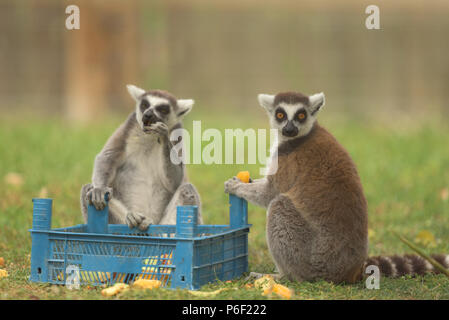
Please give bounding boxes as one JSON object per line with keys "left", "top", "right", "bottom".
{"left": 80, "top": 84, "right": 202, "bottom": 230}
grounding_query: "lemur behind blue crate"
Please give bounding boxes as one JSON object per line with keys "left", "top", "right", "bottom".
{"left": 80, "top": 84, "right": 202, "bottom": 230}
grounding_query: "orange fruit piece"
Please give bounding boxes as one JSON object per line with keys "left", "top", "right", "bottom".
{"left": 272, "top": 284, "right": 293, "bottom": 299}
{"left": 236, "top": 171, "right": 250, "bottom": 183}
{"left": 132, "top": 279, "right": 161, "bottom": 290}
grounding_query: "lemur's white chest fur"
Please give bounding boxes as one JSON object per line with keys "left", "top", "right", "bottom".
{"left": 113, "top": 130, "right": 172, "bottom": 220}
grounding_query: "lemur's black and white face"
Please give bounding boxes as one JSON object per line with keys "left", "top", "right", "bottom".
{"left": 258, "top": 91, "right": 325, "bottom": 140}
{"left": 126, "top": 84, "right": 194, "bottom": 133}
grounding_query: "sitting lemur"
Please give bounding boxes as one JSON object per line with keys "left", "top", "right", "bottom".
{"left": 225, "top": 91, "right": 449, "bottom": 283}
{"left": 81, "top": 84, "right": 202, "bottom": 230}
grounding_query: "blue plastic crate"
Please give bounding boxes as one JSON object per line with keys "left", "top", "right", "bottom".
{"left": 29, "top": 194, "right": 251, "bottom": 290}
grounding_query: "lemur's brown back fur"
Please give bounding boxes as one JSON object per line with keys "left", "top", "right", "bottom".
{"left": 268, "top": 122, "right": 368, "bottom": 282}
{"left": 266, "top": 122, "right": 449, "bottom": 282}
{"left": 270, "top": 122, "right": 368, "bottom": 235}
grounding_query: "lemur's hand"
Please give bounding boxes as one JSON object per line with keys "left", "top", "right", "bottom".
{"left": 126, "top": 212, "right": 153, "bottom": 231}
{"left": 87, "top": 186, "right": 112, "bottom": 210}
{"left": 144, "top": 122, "right": 169, "bottom": 139}
{"left": 224, "top": 176, "right": 242, "bottom": 194}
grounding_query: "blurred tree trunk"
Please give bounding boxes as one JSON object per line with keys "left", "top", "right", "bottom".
{"left": 64, "top": 0, "right": 139, "bottom": 122}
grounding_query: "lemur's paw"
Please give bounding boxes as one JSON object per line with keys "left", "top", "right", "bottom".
{"left": 144, "top": 122, "right": 169, "bottom": 137}
{"left": 224, "top": 176, "right": 241, "bottom": 194}
{"left": 126, "top": 212, "right": 152, "bottom": 231}
{"left": 137, "top": 218, "right": 153, "bottom": 231}
{"left": 87, "top": 187, "right": 112, "bottom": 210}
{"left": 126, "top": 211, "right": 145, "bottom": 228}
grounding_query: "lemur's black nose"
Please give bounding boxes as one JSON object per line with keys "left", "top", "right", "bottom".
{"left": 142, "top": 111, "right": 158, "bottom": 126}
{"left": 282, "top": 121, "right": 299, "bottom": 137}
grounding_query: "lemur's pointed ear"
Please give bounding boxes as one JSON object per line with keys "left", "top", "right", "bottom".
{"left": 126, "top": 84, "right": 145, "bottom": 102}
{"left": 308, "top": 92, "right": 325, "bottom": 115}
{"left": 177, "top": 99, "right": 194, "bottom": 118}
{"left": 258, "top": 94, "right": 275, "bottom": 110}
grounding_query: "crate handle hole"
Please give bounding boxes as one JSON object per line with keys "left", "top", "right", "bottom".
{"left": 37, "top": 267, "right": 42, "bottom": 274}
{"left": 180, "top": 276, "right": 185, "bottom": 282}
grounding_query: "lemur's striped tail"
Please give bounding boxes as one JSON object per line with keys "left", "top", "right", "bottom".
{"left": 364, "top": 254, "right": 449, "bottom": 277}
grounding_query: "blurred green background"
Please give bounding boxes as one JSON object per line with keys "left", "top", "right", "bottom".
{"left": 1, "top": 0, "right": 449, "bottom": 299}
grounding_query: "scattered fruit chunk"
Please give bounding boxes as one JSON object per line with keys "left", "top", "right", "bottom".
{"left": 0, "top": 269, "right": 9, "bottom": 279}
{"left": 262, "top": 286, "right": 273, "bottom": 296}
{"left": 132, "top": 279, "right": 161, "bottom": 290}
{"left": 254, "top": 275, "right": 275, "bottom": 292}
{"left": 253, "top": 275, "right": 293, "bottom": 299}
{"left": 0, "top": 257, "right": 5, "bottom": 267}
{"left": 101, "top": 283, "right": 129, "bottom": 297}
{"left": 272, "top": 284, "right": 293, "bottom": 299}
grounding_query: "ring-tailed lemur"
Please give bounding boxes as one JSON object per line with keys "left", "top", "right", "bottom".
{"left": 225, "top": 91, "right": 449, "bottom": 283}
{"left": 80, "top": 84, "right": 202, "bottom": 230}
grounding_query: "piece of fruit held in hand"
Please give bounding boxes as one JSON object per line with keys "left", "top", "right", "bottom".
{"left": 236, "top": 171, "right": 251, "bottom": 183}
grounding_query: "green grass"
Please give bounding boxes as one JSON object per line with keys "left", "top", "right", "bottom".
{"left": 0, "top": 111, "right": 448, "bottom": 300}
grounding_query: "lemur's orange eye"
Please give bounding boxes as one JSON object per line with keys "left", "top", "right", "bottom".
{"left": 298, "top": 113, "right": 305, "bottom": 120}
{"left": 276, "top": 112, "right": 284, "bottom": 120}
